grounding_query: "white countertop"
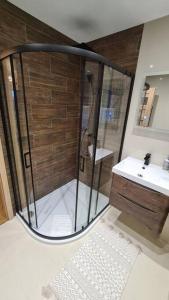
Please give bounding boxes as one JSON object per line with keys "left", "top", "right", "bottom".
{"left": 112, "top": 156, "right": 169, "bottom": 196}
{"left": 88, "top": 145, "right": 113, "bottom": 164}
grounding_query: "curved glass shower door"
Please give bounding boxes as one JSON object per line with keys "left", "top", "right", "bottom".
{"left": 20, "top": 50, "right": 81, "bottom": 237}
{"left": 76, "top": 63, "right": 132, "bottom": 230}
{"left": 75, "top": 60, "right": 103, "bottom": 231}
{"left": 89, "top": 65, "right": 132, "bottom": 221}
{"left": 0, "top": 44, "right": 132, "bottom": 241}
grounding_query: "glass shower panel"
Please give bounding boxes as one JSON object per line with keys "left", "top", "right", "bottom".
{"left": 12, "top": 54, "right": 38, "bottom": 228}
{"left": 76, "top": 60, "right": 100, "bottom": 231}
{"left": 21, "top": 51, "right": 81, "bottom": 236}
{"left": 1, "top": 57, "right": 31, "bottom": 224}
{"left": 88, "top": 65, "right": 112, "bottom": 221}
{"left": 94, "top": 66, "right": 131, "bottom": 216}
{"left": 101, "top": 67, "right": 131, "bottom": 164}
{"left": 0, "top": 59, "right": 24, "bottom": 219}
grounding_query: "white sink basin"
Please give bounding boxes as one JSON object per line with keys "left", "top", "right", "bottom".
{"left": 112, "top": 156, "right": 169, "bottom": 196}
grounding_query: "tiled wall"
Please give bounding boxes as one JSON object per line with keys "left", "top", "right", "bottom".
{"left": 88, "top": 25, "right": 144, "bottom": 74}
{"left": 22, "top": 52, "right": 80, "bottom": 199}
{"left": 0, "top": 1, "right": 80, "bottom": 208}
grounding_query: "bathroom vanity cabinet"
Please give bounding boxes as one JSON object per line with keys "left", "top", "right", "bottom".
{"left": 110, "top": 157, "right": 169, "bottom": 234}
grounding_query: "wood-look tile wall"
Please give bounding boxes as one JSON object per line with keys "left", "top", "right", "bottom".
{"left": 22, "top": 52, "right": 80, "bottom": 198}
{"left": 0, "top": 0, "right": 79, "bottom": 208}
{"left": 88, "top": 25, "right": 144, "bottom": 74}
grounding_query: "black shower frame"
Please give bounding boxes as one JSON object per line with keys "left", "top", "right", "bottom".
{"left": 0, "top": 44, "right": 134, "bottom": 240}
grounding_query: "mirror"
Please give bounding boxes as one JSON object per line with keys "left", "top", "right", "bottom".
{"left": 137, "top": 74, "right": 169, "bottom": 131}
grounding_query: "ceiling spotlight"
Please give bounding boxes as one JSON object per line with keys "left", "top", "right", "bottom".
{"left": 149, "top": 64, "right": 154, "bottom": 68}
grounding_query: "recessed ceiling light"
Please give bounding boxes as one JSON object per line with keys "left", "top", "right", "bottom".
{"left": 160, "top": 77, "right": 163, "bottom": 80}
{"left": 149, "top": 64, "right": 154, "bottom": 68}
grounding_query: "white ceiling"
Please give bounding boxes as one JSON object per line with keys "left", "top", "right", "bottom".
{"left": 9, "top": 0, "right": 169, "bottom": 42}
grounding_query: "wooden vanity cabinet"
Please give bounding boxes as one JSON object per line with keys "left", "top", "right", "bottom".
{"left": 110, "top": 173, "right": 169, "bottom": 234}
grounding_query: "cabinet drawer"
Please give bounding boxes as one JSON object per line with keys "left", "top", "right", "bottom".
{"left": 110, "top": 188, "right": 167, "bottom": 233}
{"left": 112, "top": 174, "right": 169, "bottom": 213}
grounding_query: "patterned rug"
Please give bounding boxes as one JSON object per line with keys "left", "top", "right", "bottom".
{"left": 43, "top": 224, "right": 140, "bottom": 300}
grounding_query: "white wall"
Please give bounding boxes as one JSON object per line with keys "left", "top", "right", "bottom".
{"left": 122, "top": 16, "right": 169, "bottom": 166}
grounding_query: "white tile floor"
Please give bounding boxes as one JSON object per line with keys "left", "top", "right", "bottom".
{"left": 30, "top": 179, "right": 109, "bottom": 237}
{"left": 1, "top": 208, "right": 169, "bottom": 300}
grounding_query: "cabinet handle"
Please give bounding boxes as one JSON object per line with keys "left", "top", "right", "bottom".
{"left": 118, "top": 192, "right": 155, "bottom": 213}
{"left": 121, "top": 175, "right": 162, "bottom": 195}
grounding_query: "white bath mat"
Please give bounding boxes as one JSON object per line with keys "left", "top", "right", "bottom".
{"left": 44, "top": 224, "right": 140, "bottom": 299}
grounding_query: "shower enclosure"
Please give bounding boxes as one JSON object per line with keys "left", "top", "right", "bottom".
{"left": 0, "top": 44, "right": 132, "bottom": 241}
